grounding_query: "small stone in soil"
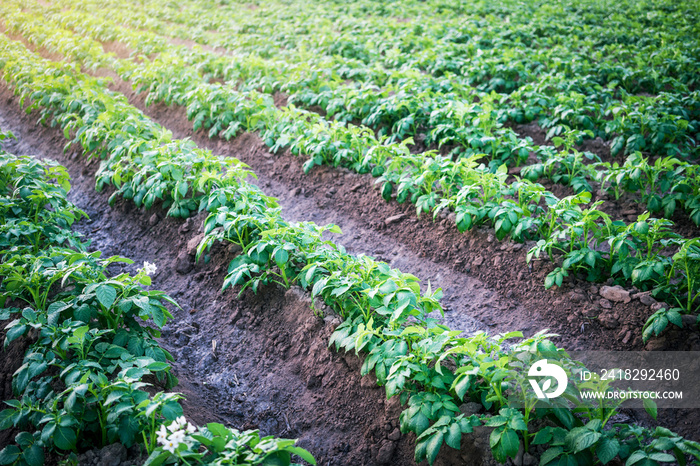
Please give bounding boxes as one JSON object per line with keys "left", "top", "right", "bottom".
{"left": 639, "top": 293, "right": 657, "bottom": 306}
{"left": 651, "top": 302, "right": 667, "bottom": 311}
{"left": 599, "top": 298, "right": 612, "bottom": 309}
{"left": 622, "top": 331, "right": 632, "bottom": 344}
{"left": 175, "top": 250, "right": 193, "bottom": 274}
{"left": 187, "top": 233, "right": 205, "bottom": 256}
{"left": 384, "top": 214, "right": 406, "bottom": 225}
{"left": 600, "top": 285, "right": 631, "bottom": 303}
{"left": 178, "top": 217, "right": 195, "bottom": 235}
{"left": 523, "top": 453, "right": 537, "bottom": 466}
{"left": 459, "top": 402, "right": 483, "bottom": 416}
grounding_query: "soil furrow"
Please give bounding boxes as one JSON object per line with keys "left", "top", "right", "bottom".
{"left": 96, "top": 73, "right": 700, "bottom": 355}
{"left": 0, "top": 88, "right": 450, "bottom": 465}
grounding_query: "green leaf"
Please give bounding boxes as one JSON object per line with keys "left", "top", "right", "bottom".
{"left": 643, "top": 398, "right": 658, "bottom": 420}
{"left": 648, "top": 452, "right": 675, "bottom": 463}
{"left": 96, "top": 285, "right": 117, "bottom": 308}
{"left": 544, "top": 273, "right": 556, "bottom": 289}
{"left": 288, "top": 447, "right": 316, "bottom": 465}
{"left": 0, "top": 410, "right": 15, "bottom": 430}
{"left": 596, "top": 437, "right": 620, "bottom": 465}
{"left": 425, "top": 431, "right": 444, "bottom": 465}
{"left": 143, "top": 450, "right": 170, "bottom": 466}
{"left": 274, "top": 249, "right": 289, "bottom": 266}
{"left": 177, "top": 180, "right": 188, "bottom": 197}
{"left": 666, "top": 308, "right": 683, "bottom": 328}
{"left": 382, "top": 182, "right": 393, "bottom": 201}
{"left": 540, "top": 446, "right": 563, "bottom": 466}
{"left": 569, "top": 430, "right": 601, "bottom": 454}
{"left": 54, "top": 425, "right": 76, "bottom": 450}
{"left": 0, "top": 445, "right": 21, "bottom": 465}
{"left": 532, "top": 428, "right": 553, "bottom": 446}
{"left": 626, "top": 451, "right": 648, "bottom": 465}
{"left": 445, "top": 422, "right": 461, "bottom": 449}
{"left": 5, "top": 324, "right": 27, "bottom": 345}
{"left": 161, "top": 401, "right": 183, "bottom": 420}
{"left": 412, "top": 411, "right": 430, "bottom": 436}
{"left": 22, "top": 444, "right": 44, "bottom": 465}
{"left": 493, "top": 428, "right": 520, "bottom": 463}
{"left": 453, "top": 375, "right": 470, "bottom": 401}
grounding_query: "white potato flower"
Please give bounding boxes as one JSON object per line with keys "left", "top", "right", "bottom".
{"left": 156, "top": 425, "right": 168, "bottom": 445}
{"left": 163, "top": 440, "right": 177, "bottom": 454}
{"left": 169, "top": 430, "right": 186, "bottom": 445}
{"left": 143, "top": 261, "right": 157, "bottom": 276}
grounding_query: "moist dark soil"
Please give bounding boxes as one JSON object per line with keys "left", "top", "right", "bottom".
{"left": 0, "top": 86, "right": 501, "bottom": 465}
{"left": 96, "top": 72, "right": 700, "bottom": 353}
{"left": 1, "top": 62, "right": 699, "bottom": 466}
{"left": 106, "top": 74, "right": 700, "bottom": 441}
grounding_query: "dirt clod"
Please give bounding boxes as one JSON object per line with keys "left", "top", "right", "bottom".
{"left": 385, "top": 213, "right": 406, "bottom": 225}
{"left": 638, "top": 293, "right": 657, "bottom": 307}
{"left": 175, "top": 250, "right": 194, "bottom": 274}
{"left": 376, "top": 440, "right": 397, "bottom": 464}
{"left": 600, "top": 285, "right": 631, "bottom": 303}
{"left": 599, "top": 313, "right": 620, "bottom": 329}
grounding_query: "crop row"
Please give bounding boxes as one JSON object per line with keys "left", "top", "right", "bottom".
{"left": 0, "top": 137, "right": 315, "bottom": 464}
{"left": 36, "top": 0, "right": 700, "bottom": 171}
{"left": 56, "top": 0, "right": 700, "bottom": 161}
{"left": 4, "top": 4, "right": 699, "bottom": 338}
{"left": 2, "top": 32, "right": 700, "bottom": 466}
{"left": 9, "top": 1, "right": 700, "bottom": 231}
{"left": 65, "top": 0, "right": 700, "bottom": 96}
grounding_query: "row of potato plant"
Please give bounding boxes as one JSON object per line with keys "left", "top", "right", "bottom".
{"left": 55, "top": 0, "right": 700, "bottom": 161}
{"left": 4, "top": 6, "right": 698, "bottom": 339}
{"left": 0, "top": 141, "right": 315, "bottom": 465}
{"left": 5, "top": 2, "right": 700, "bottom": 233}
{"left": 2, "top": 33, "right": 700, "bottom": 466}
{"left": 42, "top": 3, "right": 700, "bottom": 182}
{"left": 9, "top": 0, "right": 697, "bottom": 216}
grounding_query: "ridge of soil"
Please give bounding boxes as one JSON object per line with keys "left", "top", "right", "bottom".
{"left": 1, "top": 65, "right": 699, "bottom": 466}
{"left": 97, "top": 72, "right": 700, "bottom": 354}
{"left": 99, "top": 75, "right": 700, "bottom": 442}
{"left": 0, "top": 86, "right": 501, "bottom": 465}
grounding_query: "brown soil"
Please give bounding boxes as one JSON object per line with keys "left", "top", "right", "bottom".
{"left": 0, "top": 87, "right": 498, "bottom": 464}
{"left": 93, "top": 73, "right": 700, "bottom": 353}
{"left": 1, "top": 60, "right": 699, "bottom": 466}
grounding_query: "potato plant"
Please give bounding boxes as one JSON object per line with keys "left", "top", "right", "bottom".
{"left": 2, "top": 7, "right": 700, "bottom": 466}
{"left": 0, "top": 150, "right": 314, "bottom": 465}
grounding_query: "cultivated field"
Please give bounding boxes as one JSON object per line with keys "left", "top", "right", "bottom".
{"left": 0, "top": 0, "right": 699, "bottom": 465}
